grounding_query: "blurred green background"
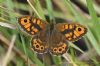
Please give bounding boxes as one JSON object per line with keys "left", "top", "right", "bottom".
{"left": 0, "top": 0, "right": 100, "bottom": 66}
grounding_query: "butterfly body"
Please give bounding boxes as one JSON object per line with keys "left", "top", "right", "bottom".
{"left": 18, "top": 16, "right": 87, "bottom": 55}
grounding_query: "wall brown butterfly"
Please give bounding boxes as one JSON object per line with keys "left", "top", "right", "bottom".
{"left": 18, "top": 16, "right": 87, "bottom": 55}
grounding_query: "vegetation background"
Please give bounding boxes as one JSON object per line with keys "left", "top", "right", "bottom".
{"left": 0, "top": 0, "right": 100, "bottom": 66}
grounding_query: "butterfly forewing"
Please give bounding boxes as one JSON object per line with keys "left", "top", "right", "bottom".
{"left": 56, "top": 23, "right": 87, "bottom": 42}
{"left": 18, "top": 16, "right": 47, "bottom": 35}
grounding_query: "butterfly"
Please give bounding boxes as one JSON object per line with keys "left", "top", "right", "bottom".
{"left": 18, "top": 16, "right": 87, "bottom": 55}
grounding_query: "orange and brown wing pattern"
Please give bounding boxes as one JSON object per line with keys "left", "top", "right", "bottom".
{"left": 18, "top": 16, "right": 47, "bottom": 35}
{"left": 49, "top": 42, "right": 67, "bottom": 55}
{"left": 56, "top": 23, "right": 87, "bottom": 42}
{"left": 31, "top": 37, "right": 48, "bottom": 53}
{"left": 31, "top": 29, "right": 49, "bottom": 54}
{"left": 49, "top": 30, "right": 68, "bottom": 55}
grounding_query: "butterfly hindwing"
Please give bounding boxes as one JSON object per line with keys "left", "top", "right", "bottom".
{"left": 31, "top": 30, "right": 49, "bottom": 54}
{"left": 49, "top": 42, "right": 67, "bottom": 55}
{"left": 56, "top": 23, "right": 87, "bottom": 42}
{"left": 18, "top": 16, "right": 47, "bottom": 35}
{"left": 31, "top": 37, "right": 48, "bottom": 53}
{"left": 49, "top": 30, "right": 68, "bottom": 55}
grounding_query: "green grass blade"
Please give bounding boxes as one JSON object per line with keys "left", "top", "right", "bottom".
{"left": 86, "top": 0, "right": 100, "bottom": 55}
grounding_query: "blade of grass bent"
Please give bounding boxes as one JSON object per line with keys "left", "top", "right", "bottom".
{"left": 86, "top": 0, "right": 100, "bottom": 55}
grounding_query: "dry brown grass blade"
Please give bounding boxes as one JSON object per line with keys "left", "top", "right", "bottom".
{"left": 63, "top": 53, "right": 78, "bottom": 66}
{"left": 0, "top": 5, "right": 22, "bottom": 17}
{"left": 53, "top": 0, "right": 68, "bottom": 13}
{"left": 0, "top": 33, "right": 33, "bottom": 65}
{"left": 27, "top": 0, "right": 42, "bottom": 19}
{"left": 0, "top": 22, "right": 16, "bottom": 29}
{"left": 2, "top": 35, "right": 16, "bottom": 66}
{"left": 78, "top": 49, "right": 98, "bottom": 61}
